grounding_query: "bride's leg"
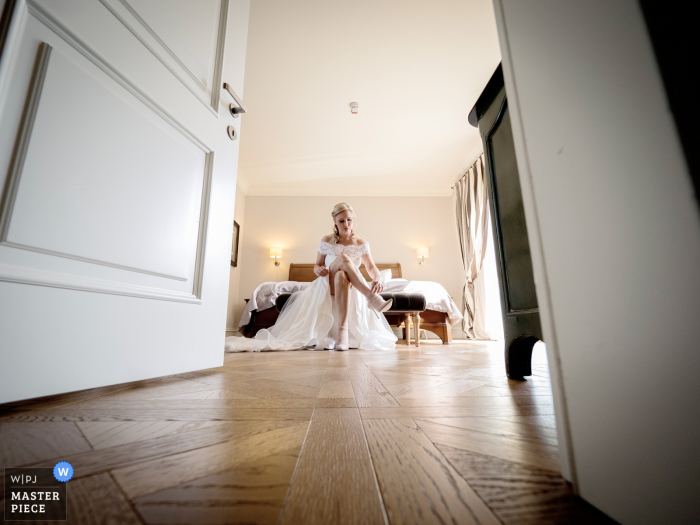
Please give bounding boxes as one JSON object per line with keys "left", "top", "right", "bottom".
{"left": 333, "top": 270, "right": 351, "bottom": 350}
{"left": 334, "top": 270, "right": 351, "bottom": 327}
{"left": 329, "top": 254, "right": 372, "bottom": 297}
{"left": 329, "top": 254, "right": 393, "bottom": 314}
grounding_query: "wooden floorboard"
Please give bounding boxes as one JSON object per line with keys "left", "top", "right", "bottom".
{"left": 319, "top": 380, "right": 355, "bottom": 399}
{"left": 417, "top": 416, "right": 559, "bottom": 446}
{"left": 134, "top": 451, "right": 299, "bottom": 525}
{"left": 277, "top": 408, "right": 386, "bottom": 525}
{"left": 349, "top": 369, "right": 401, "bottom": 408}
{"left": 0, "top": 421, "right": 92, "bottom": 468}
{"left": 363, "top": 418, "right": 500, "bottom": 525}
{"left": 25, "top": 420, "right": 302, "bottom": 477}
{"left": 0, "top": 340, "right": 615, "bottom": 524}
{"left": 112, "top": 423, "right": 309, "bottom": 500}
{"left": 0, "top": 407, "right": 314, "bottom": 422}
{"left": 62, "top": 473, "right": 143, "bottom": 525}
{"left": 76, "top": 420, "right": 224, "bottom": 449}
{"left": 437, "top": 445, "right": 617, "bottom": 525}
{"left": 360, "top": 404, "right": 555, "bottom": 419}
{"left": 415, "top": 419, "right": 561, "bottom": 472}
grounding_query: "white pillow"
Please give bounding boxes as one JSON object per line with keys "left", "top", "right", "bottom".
{"left": 367, "top": 269, "right": 393, "bottom": 284}
{"left": 378, "top": 269, "right": 393, "bottom": 284}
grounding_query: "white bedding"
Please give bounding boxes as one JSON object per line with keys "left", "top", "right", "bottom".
{"left": 239, "top": 278, "right": 462, "bottom": 328}
{"left": 239, "top": 281, "right": 311, "bottom": 327}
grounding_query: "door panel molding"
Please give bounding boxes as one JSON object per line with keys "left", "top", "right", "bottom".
{"left": 0, "top": 262, "right": 202, "bottom": 303}
{"left": 1, "top": 44, "right": 204, "bottom": 281}
{"left": 0, "top": 2, "right": 217, "bottom": 302}
{"left": 0, "top": 42, "right": 50, "bottom": 245}
{"left": 24, "top": 0, "right": 212, "bottom": 152}
{"left": 99, "top": 0, "right": 227, "bottom": 115}
{"left": 191, "top": 151, "right": 214, "bottom": 300}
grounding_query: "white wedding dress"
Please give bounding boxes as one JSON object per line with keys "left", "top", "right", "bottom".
{"left": 224, "top": 241, "right": 397, "bottom": 352}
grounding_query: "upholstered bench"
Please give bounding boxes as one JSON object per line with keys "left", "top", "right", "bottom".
{"left": 275, "top": 291, "right": 427, "bottom": 347}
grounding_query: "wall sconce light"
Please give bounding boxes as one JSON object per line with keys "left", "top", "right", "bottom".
{"left": 417, "top": 247, "right": 429, "bottom": 265}
{"left": 270, "top": 247, "right": 282, "bottom": 266}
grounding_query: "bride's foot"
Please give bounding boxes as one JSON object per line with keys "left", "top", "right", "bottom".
{"left": 367, "top": 294, "right": 392, "bottom": 314}
{"left": 336, "top": 326, "right": 349, "bottom": 351}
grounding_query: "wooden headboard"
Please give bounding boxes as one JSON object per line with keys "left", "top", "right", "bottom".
{"left": 289, "top": 263, "right": 402, "bottom": 282}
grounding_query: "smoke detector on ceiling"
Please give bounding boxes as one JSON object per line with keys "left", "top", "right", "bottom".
{"left": 350, "top": 102, "right": 359, "bottom": 114}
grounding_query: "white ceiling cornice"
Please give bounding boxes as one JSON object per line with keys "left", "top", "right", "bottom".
{"left": 244, "top": 186, "right": 453, "bottom": 197}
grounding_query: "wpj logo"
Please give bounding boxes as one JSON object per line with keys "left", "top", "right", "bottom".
{"left": 53, "top": 462, "right": 74, "bottom": 482}
{"left": 4, "top": 463, "right": 72, "bottom": 521}
{"left": 9, "top": 473, "right": 38, "bottom": 484}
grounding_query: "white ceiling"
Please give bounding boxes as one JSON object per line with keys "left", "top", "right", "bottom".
{"left": 238, "top": 0, "right": 501, "bottom": 196}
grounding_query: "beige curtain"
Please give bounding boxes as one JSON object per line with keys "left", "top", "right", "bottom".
{"left": 455, "top": 154, "right": 490, "bottom": 339}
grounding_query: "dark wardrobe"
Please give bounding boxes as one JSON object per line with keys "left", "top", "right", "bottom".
{"left": 469, "top": 65, "right": 542, "bottom": 380}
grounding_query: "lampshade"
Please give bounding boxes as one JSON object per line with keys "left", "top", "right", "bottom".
{"left": 417, "top": 247, "right": 429, "bottom": 258}
{"left": 269, "top": 247, "right": 282, "bottom": 258}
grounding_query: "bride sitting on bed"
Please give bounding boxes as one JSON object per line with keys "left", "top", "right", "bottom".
{"left": 225, "top": 203, "right": 398, "bottom": 352}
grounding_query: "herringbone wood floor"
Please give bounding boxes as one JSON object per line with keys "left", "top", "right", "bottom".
{"left": 0, "top": 341, "right": 615, "bottom": 524}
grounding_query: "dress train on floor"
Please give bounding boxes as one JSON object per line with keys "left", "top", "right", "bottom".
{"left": 224, "top": 276, "right": 397, "bottom": 352}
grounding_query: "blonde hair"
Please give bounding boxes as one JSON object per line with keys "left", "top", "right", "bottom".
{"left": 331, "top": 202, "right": 356, "bottom": 242}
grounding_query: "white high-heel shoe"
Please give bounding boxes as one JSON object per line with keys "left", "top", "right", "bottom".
{"left": 367, "top": 294, "right": 392, "bottom": 314}
{"left": 336, "top": 326, "right": 349, "bottom": 351}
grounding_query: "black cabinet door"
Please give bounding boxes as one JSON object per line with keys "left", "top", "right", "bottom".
{"left": 471, "top": 65, "right": 542, "bottom": 379}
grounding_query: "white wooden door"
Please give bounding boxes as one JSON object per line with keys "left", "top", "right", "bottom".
{"left": 0, "top": 0, "right": 249, "bottom": 403}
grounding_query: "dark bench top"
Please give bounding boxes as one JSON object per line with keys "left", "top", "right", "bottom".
{"left": 275, "top": 291, "right": 426, "bottom": 313}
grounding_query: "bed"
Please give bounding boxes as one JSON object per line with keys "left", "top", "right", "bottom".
{"left": 240, "top": 263, "right": 461, "bottom": 344}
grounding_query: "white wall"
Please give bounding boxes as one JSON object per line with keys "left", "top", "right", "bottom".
{"left": 226, "top": 180, "right": 247, "bottom": 334}
{"left": 494, "top": 1, "right": 700, "bottom": 523}
{"left": 235, "top": 196, "right": 466, "bottom": 333}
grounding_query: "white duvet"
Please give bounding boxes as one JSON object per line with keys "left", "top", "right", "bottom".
{"left": 238, "top": 281, "right": 311, "bottom": 327}
{"left": 239, "top": 278, "right": 462, "bottom": 328}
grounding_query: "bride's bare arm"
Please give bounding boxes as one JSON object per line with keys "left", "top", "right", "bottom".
{"left": 314, "top": 250, "right": 329, "bottom": 277}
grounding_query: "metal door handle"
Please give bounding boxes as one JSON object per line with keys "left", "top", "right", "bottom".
{"left": 223, "top": 83, "right": 247, "bottom": 117}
